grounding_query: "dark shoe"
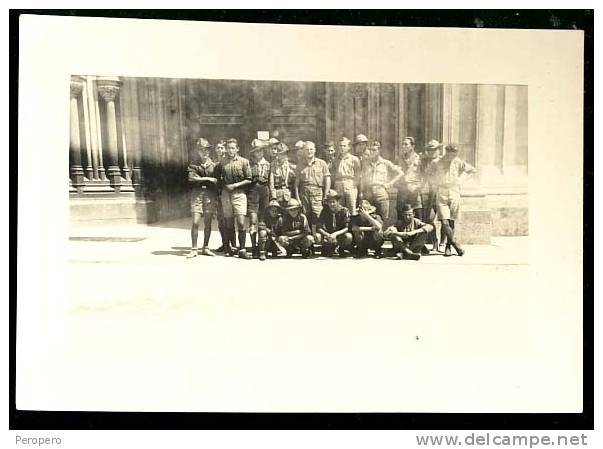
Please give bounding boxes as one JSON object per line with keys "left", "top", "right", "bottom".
{"left": 259, "top": 251, "right": 266, "bottom": 261}
{"left": 452, "top": 242, "right": 465, "bottom": 256}
{"left": 444, "top": 245, "right": 452, "bottom": 257}
{"left": 286, "top": 251, "right": 294, "bottom": 259}
{"left": 215, "top": 245, "right": 226, "bottom": 253}
{"left": 238, "top": 249, "right": 251, "bottom": 259}
{"left": 354, "top": 249, "right": 368, "bottom": 259}
{"left": 339, "top": 250, "right": 349, "bottom": 258}
{"left": 420, "top": 245, "right": 430, "bottom": 256}
{"left": 402, "top": 247, "right": 421, "bottom": 261}
{"left": 270, "top": 251, "right": 279, "bottom": 259}
{"left": 252, "top": 247, "right": 260, "bottom": 259}
{"left": 301, "top": 249, "right": 311, "bottom": 259}
{"left": 374, "top": 249, "right": 382, "bottom": 259}
{"left": 224, "top": 246, "right": 234, "bottom": 257}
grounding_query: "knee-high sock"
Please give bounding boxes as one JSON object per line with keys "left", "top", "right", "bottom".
{"left": 238, "top": 231, "right": 247, "bottom": 249}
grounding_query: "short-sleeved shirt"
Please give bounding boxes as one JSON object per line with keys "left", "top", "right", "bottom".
{"left": 361, "top": 156, "right": 402, "bottom": 187}
{"left": 215, "top": 155, "right": 252, "bottom": 186}
{"left": 318, "top": 206, "right": 351, "bottom": 234}
{"left": 258, "top": 214, "right": 283, "bottom": 235}
{"left": 251, "top": 157, "right": 271, "bottom": 185}
{"left": 271, "top": 161, "right": 296, "bottom": 190}
{"left": 333, "top": 153, "right": 361, "bottom": 181}
{"left": 397, "top": 151, "right": 422, "bottom": 187}
{"left": 428, "top": 156, "right": 476, "bottom": 188}
{"left": 297, "top": 157, "right": 331, "bottom": 188}
{"left": 281, "top": 212, "right": 311, "bottom": 234}
{"left": 188, "top": 158, "right": 218, "bottom": 191}
{"left": 394, "top": 217, "right": 429, "bottom": 233}
{"left": 350, "top": 212, "right": 383, "bottom": 229}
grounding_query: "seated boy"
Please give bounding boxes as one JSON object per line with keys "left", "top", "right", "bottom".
{"left": 277, "top": 198, "right": 315, "bottom": 258}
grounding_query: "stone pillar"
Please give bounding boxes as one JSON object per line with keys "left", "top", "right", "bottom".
{"left": 69, "top": 77, "right": 86, "bottom": 191}
{"left": 97, "top": 77, "right": 122, "bottom": 191}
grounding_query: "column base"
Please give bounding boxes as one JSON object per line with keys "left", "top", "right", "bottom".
{"left": 70, "top": 194, "right": 155, "bottom": 225}
{"left": 82, "top": 179, "right": 115, "bottom": 193}
{"left": 455, "top": 188, "right": 492, "bottom": 245}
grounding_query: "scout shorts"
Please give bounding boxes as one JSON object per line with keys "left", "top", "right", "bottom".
{"left": 334, "top": 179, "right": 358, "bottom": 214}
{"left": 221, "top": 189, "right": 248, "bottom": 218}
{"left": 436, "top": 187, "right": 461, "bottom": 221}
{"left": 300, "top": 185, "right": 324, "bottom": 219}
{"left": 364, "top": 185, "right": 390, "bottom": 221}
{"left": 247, "top": 184, "right": 270, "bottom": 216}
{"left": 190, "top": 188, "right": 217, "bottom": 215}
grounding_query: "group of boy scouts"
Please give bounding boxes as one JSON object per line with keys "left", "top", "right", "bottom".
{"left": 187, "top": 133, "right": 477, "bottom": 261}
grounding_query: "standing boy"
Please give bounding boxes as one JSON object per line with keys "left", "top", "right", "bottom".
{"left": 214, "top": 138, "right": 252, "bottom": 259}
{"left": 429, "top": 143, "right": 477, "bottom": 256}
{"left": 248, "top": 138, "right": 271, "bottom": 258}
{"left": 295, "top": 141, "right": 331, "bottom": 233}
{"left": 269, "top": 142, "right": 296, "bottom": 207}
{"left": 187, "top": 137, "right": 218, "bottom": 258}
{"left": 333, "top": 136, "right": 361, "bottom": 215}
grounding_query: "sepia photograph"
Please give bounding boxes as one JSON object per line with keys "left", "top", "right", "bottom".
{"left": 14, "top": 12, "right": 588, "bottom": 430}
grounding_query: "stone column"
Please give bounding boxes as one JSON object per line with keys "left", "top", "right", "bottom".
{"left": 69, "top": 77, "right": 86, "bottom": 191}
{"left": 97, "top": 77, "right": 122, "bottom": 190}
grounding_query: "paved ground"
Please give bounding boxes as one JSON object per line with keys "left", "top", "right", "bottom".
{"left": 68, "top": 217, "right": 529, "bottom": 266}
{"left": 31, "top": 218, "right": 540, "bottom": 413}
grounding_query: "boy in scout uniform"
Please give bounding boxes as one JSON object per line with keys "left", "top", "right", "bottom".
{"left": 350, "top": 199, "right": 385, "bottom": 259}
{"left": 278, "top": 198, "right": 315, "bottom": 258}
{"left": 214, "top": 138, "right": 253, "bottom": 259}
{"left": 294, "top": 141, "right": 331, "bottom": 233}
{"left": 257, "top": 200, "right": 286, "bottom": 261}
{"left": 396, "top": 136, "right": 423, "bottom": 219}
{"left": 384, "top": 203, "right": 434, "bottom": 261}
{"left": 248, "top": 138, "right": 272, "bottom": 258}
{"left": 316, "top": 189, "right": 353, "bottom": 258}
{"left": 360, "top": 140, "right": 404, "bottom": 221}
{"left": 333, "top": 136, "right": 361, "bottom": 215}
{"left": 428, "top": 143, "right": 477, "bottom": 257}
{"left": 213, "top": 139, "right": 237, "bottom": 253}
{"left": 269, "top": 142, "right": 296, "bottom": 207}
{"left": 187, "top": 138, "right": 218, "bottom": 258}
{"left": 420, "top": 139, "right": 443, "bottom": 251}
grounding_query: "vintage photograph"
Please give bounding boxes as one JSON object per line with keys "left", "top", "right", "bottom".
{"left": 69, "top": 77, "right": 528, "bottom": 260}
{"left": 16, "top": 14, "right": 586, "bottom": 421}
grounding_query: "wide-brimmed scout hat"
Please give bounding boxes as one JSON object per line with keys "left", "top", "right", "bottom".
{"left": 250, "top": 138, "right": 268, "bottom": 152}
{"left": 324, "top": 189, "right": 340, "bottom": 201}
{"left": 274, "top": 142, "right": 289, "bottom": 154}
{"left": 266, "top": 200, "right": 281, "bottom": 211}
{"left": 358, "top": 199, "right": 376, "bottom": 214}
{"left": 353, "top": 134, "right": 369, "bottom": 145}
{"left": 426, "top": 139, "right": 442, "bottom": 150}
{"left": 445, "top": 143, "right": 459, "bottom": 153}
{"left": 399, "top": 203, "right": 415, "bottom": 214}
{"left": 195, "top": 137, "right": 212, "bottom": 149}
{"left": 284, "top": 198, "right": 302, "bottom": 210}
{"left": 268, "top": 137, "right": 280, "bottom": 147}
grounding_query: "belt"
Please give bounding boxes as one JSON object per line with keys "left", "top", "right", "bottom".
{"left": 335, "top": 177, "right": 355, "bottom": 182}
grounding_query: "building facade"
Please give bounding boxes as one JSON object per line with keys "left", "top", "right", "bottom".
{"left": 69, "top": 76, "right": 528, "bottom": 243}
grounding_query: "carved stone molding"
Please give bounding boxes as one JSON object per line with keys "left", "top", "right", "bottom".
{"left": 97, "top": 77, "right": 121, "bottom": 102}
{"left": 70, "top": 80, "right": 84, "bottom": 98}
